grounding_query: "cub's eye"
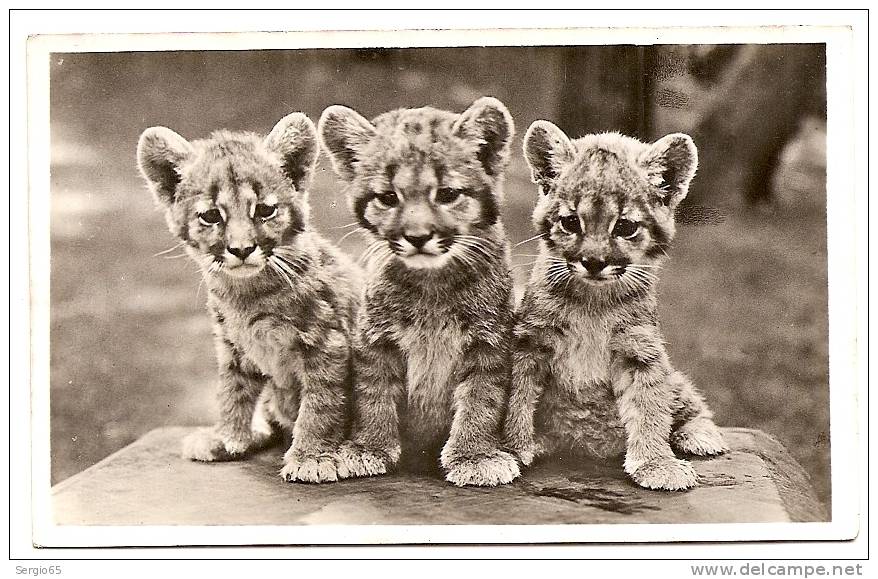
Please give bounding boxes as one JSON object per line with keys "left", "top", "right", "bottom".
{"left": 375, "top": 190, "right": 400, "bottom": 208}
{"left": 255, "top": 203, "right": 278, "bottom": 220}
{"left": 613, "top": 218, "right": 640, "bottom": 239}
{"left": 559, "top": 214, "right": 581, "bottom": 234}
{"left": 198, "top": 209, "right": 223, "bottom": 226}
{"left": 435, "top": 187, "right": 463, "bottom": 204}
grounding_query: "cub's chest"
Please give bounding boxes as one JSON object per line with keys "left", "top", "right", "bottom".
{"left": 550, "top": 313, "right": 615, "bottom": 389}
{"left": 220, "top": 309, "right": 301, "bottom": 373}
{"left": 395, "top": 318, "right": 466, "bottom": 398}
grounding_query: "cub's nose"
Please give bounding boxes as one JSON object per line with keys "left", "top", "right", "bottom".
{"left": 228, "top": 245, "right": 257, "bottom": 260}
{"left": 403, "top": 234, "right": 432, "bottom": 250}
{"left": 582, "top": 258, "right": 606, "bottom": 276}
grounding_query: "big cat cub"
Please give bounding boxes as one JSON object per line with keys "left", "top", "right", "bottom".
{"left": 503, "top": 121, "right": 728, "bottom": 491}
{"left": 318, "top": 97, "right": 520, "bottom": 486}
{"left": 137, "top": 113, "right": 361, "bottom": 484}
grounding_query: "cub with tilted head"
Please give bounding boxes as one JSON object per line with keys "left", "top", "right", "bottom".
{"left": 318, "top": 97, "right": 519, "bottom": 486}
{"left": 137, "top": 113, "right": 361, "bottom": 483}
{"left": 503, "top": 121, "right": 728, "bottom": 491}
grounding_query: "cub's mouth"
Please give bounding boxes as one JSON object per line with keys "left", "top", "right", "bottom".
{"left": 208, "top": 246, "right": 268, "bottom": 278}
{"left": 569, "top": 261, "right": 625, "bottom": 285}
{"left": 562, "top": 259, "right": 659, "bottom": 291}
{"left": 222, "top": 261, "right": 265, "bottom": 278}
{"left": 390, "top": 235, "right": 453, "bottom": 270}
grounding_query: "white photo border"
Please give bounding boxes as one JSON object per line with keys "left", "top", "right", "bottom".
{"left": 12, "top": 9, "right": 867, "bottom": 555}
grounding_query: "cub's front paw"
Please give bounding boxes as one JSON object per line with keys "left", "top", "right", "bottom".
{"left": 503, "top": 436, "right": 536, "bottom": 466}
{"left": 444, "top": 450, "right": 521, "bottom": 487}
{"left": 335, "top": 442, "right": 399, "bottom": 479}
{"left": 222, "top": 433, "right": 256, "bottom": 456}
{"left": 514, "top": 446, "right": 535, "bottom": 467}
{"left": 280, "top": 447, "right": 340, "bottom": 484}
{"left": 631, "top": 457, "right": 697, "bottom": 491}
{"left": 671, "top": 418, "right": 729, "bottom": 456}
{"left": 181, "top": 428, "right": 231, "bottom": 462}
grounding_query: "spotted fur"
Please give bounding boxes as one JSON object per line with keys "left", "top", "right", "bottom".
{"left": 318, "top": 97, "right": 520, "bottom": 486}
{"left": 503, "top": 121, "right": 727, "bottom": 491}
{"left": 137, "top": 113, "right": 362, "bottom": 483}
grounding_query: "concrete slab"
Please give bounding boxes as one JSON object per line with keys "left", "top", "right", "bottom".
{"left": 52, "top": 427, "right": 826, "bottom": 527}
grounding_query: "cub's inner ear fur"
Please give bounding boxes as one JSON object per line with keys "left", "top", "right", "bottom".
{"left": 523, "top": 120, "right": 575, "bottom": 195}
{"left": 640, "top": 133, "right": 698, "bottom": 209}
{"left": 264, "top": 112, "right": 320, "bottom": 192}
{"left": 452, "top": 96, "right": 514, "bottom": 177}
{"left": 317, "top": 105, "right": 377, "bottom": 181}
{"left": 137, "top": 126, "right": 193, "bottom": 206}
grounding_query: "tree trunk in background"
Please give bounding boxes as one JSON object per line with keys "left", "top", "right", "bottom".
{"left": 689, "top": 44, "right": 826, "bottom": 206}
{"left": 556, "top": 44, "right": 826, "bottom": 207}
{"left": 557, "top": 46, "right": 654, "bottom": 140}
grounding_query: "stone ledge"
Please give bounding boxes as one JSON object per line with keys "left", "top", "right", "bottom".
{"left": 51, "top": 426, "right": 826, "bottom": 526}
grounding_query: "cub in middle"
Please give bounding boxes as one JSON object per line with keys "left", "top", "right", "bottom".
{"left": 318, "top": 97, "right": 519, "bottom": 486}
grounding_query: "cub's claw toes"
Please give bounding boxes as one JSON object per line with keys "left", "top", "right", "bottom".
{"left": 631, "top": 457, "right": 697, "bottom": 491}
{"left": 280, "top": 454, "right": 340, "bottom": 484}
{"left": 222, "top": 437, "right": 253, "bottom": 456}
{"left": 514, "top": 446, "right": 535, "bottom": 466}
{"left": 181, "top": 429, "right": 229, "bottom": 462}
{"left": 444, "top": 450, "right": 521, "bottom": 487}
{"left": 671, "top": 419, "right": 729, "bottom": 456}
{"left": 335, "top": 443, "right": 397, "bottom": 479}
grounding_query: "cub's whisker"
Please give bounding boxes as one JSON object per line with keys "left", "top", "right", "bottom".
{"left": 454, "top": 234, "right": 496, "bottom": 246}
{"left": 454, "top": 242, "right": 492, "bottom": 263}
{"left": 337, "top": 227, "right": 368, "bottom": 245}
{"left": 545, "top": 265, "right": 570, "bottom": 286}
{"left": 268, "top": 256, "right": 296, "bottom": 290}
{"left": 513, "top": 233, "right": 546, "bottom": 248}
{"left": 453, "top": 236, "right": 494, "bottom": 258}
{"left": 626, "top": 268, "right": 658, "bottom": 284}
{"left": 459, "top": 245, "right": 487, "bottom": 268}
{"left": 273, "top": 253, "right": 307, "bottom": 276}
{"left": 153, "top": 242, "right": 185, "bottom": 257}
{"left": 195, "top": 276, "right": 206, "bottom": 303}
{"left": 359, "top": 241, "right": 383, "bottom": 264}
{"left": 365, "top": 247, "right": 393, "bottom": 270}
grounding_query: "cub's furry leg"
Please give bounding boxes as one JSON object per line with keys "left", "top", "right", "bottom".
{"left": 503, "top": 325, "right": 552, "bottom": 466}
{"left": 669, "top": 371, "right": 728, "bottom": 456}
{"left": 281, "top": 329, "right": 351, "bottom": 483}
{"left": 181, "top": 336, "right": 267, "bottom": 461}
{"left": 441, "top": 338, "right": 520, "bottom": 487}
{"left": 611, "top": 325, "right": 697, "bottom": 491}
{"left": 336, "top": 333, "right": 405, "bottom": 479}
{"left": 248, "top": 387, "right": 280, "bottom": 449}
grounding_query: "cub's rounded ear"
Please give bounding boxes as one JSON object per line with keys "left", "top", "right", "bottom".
{"left": 137, "top": 126, "right": 193, "bottom": 207}
{"left": 640, "top": 133, "right": 698, "bottom": 210}
{"left": 317, "top": 105, "right": 376, "bottom": 181}
{"left": 523, "top": 120, "right": 575, "bottom": 195}
{"left": 452, "top": 96, "right": 515, "bottom": 178}
{"left": 264, "top": 112, "right": 320, "bottom": 192}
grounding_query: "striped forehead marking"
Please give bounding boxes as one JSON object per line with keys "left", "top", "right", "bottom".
{"left": 575, "top": 193, "right": 620, "bottom": 235}
{"left": 391, "top": 163, "right": 439, "bottom": 197}
{"left": 216, "top": 181, "right": 257, "bottom": 217}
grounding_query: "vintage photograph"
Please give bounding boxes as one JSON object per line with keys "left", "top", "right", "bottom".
{"left": 25, "top": 19, "right": 859, "bottom": 548}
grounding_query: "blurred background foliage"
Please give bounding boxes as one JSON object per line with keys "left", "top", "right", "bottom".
{"left": 49, "top": 45, "right": 829, "bottom": 508}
